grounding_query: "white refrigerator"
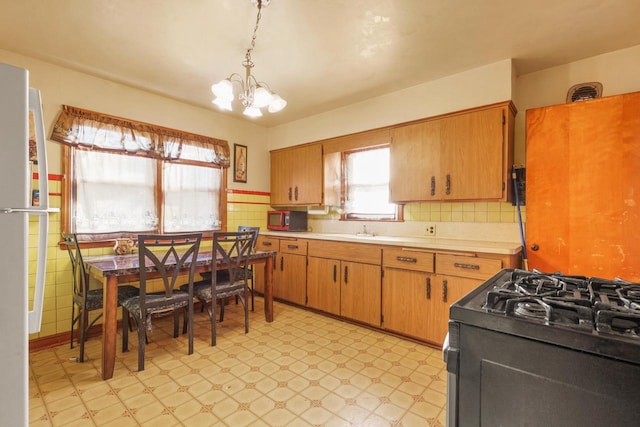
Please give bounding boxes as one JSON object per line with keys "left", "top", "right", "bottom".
{"left": 0, "top": 62, "right": 55, "bottom": 426}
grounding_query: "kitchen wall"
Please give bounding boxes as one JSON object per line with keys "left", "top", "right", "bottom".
{"left": 265, "top": 45, "right": 640, "bottom": 241}
{"left": 0, "top": 49, "right": 273, "bottom": 340}
{"left": 266, "top": 59, "right": 515, "bottom": 151}
{"left": 7, "top": 42, "right": 640, "bottom": 342}
{"left": 268, "top": 59, "right": 521, "bottom": 242}
{"left": 0, "top": 49, "right": 271, "bottom": 192}
{"left": 513, "top": 44, "right": 640, "bottom": 163}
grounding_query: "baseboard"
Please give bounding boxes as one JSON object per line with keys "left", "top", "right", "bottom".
{"left": 29, "top": 322, "right": 116, "bottom": 353}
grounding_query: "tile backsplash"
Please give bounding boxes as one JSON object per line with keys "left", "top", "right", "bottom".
{"left": 308, "top": 201, "right": 525, "bottom": 242}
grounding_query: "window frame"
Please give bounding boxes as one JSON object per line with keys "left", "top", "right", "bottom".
{"left": 61, "top": 145, "right": 228, "bottom": 245}
{"left": 339, "top": 144, "right": 403, "bottom": 222}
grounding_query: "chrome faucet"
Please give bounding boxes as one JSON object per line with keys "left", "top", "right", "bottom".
{"left": 356, "top": 225, "right": 374, "bottom": 237}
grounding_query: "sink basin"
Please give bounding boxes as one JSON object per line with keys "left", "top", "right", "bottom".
{"left": 355, "top": 233, "right": 376, "bottom": 238}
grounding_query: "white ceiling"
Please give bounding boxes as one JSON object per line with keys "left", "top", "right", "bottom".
{"left": 2, "top": 0, "right": 640, "bottom": 127}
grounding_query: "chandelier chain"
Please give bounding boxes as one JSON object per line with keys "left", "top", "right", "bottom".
{"left": 244, "top": 0, "right": 264, "bottom": 68}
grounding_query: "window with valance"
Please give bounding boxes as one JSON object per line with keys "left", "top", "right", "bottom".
{"left": 52, "top": 106, "right": 229, "bottom": 239}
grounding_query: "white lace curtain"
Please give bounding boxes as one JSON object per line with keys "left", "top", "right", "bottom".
{"left": 52, "top": 106, "right": 227, "bottom": 234}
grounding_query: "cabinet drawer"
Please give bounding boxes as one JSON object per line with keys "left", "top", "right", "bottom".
{"left": 383, "top": 248, "right": 434, "bottom": 272}
{"left": 279, "top": 239, "right": 308, "bottom": 255}
{"left": 308, "top": 240, "right": 381, "bottom": 265}
{"left": 436, "top": 254, "right": 502, "bottom": 280}
{"left": 256, "top": 236, "right": 279, "bottom": 251}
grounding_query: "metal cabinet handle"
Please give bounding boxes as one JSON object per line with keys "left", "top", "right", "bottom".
{"left": 430, "top": 176, "right": 436, "bottom": 196}
{"left": 344, "top": 265, "right": 348, "bottom": 284}
{"left": 445, "top": 174, "right": 451, "bottom": 195}
{"left": 396, "top": 256, "right": 417, "bottom": 263}
{"left": 287, "top": 244, "right": 299, "bottom": 250}
{"left": 294, "top": 186, "right": 299, "bottom": 201}
{"left": 333, "top": 264, "right": 337, "bottom": 282}
{"left": 288, "top": 187, "right": 292, "bottom": 201}
{"left": 280, "top": 256, "right": 284, "bottom": 271}
{"left": 531, "top": 244, "right": 539, "bottom": 251}
{"left": 454, "top": 262, "right": 480, "bottom": 270}
{"left": 262, "top": 241, "right": 272, "bottom": 246}
{"left": 426, "top": 277, "right": 431, "bottom": 300}
{"left": 442, "top": 279, "right": 448, "bottom": 302}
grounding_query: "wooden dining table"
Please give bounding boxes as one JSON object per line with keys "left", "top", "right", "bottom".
{"left": 84, "top": 249, "right": 276, "bottom": 380}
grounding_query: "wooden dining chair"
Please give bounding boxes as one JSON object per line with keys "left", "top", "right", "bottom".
{"left": 121, "top": 233, "right": 202, "bottom": 371}
{"left": 196, "top": 226, "right": 259, "bottom": 312}
{"left": 237, "top": 226, "right": 260, "bottom": 310}
{"left": 62, "top": 232, "right": 139, "bottom": 362}
{"left": 191, "top": 231, "right": 254, "bottom": 346}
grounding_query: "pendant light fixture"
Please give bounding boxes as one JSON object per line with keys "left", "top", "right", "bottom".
{"left": 211, "top": 0, "right": 286, "bottom": 118}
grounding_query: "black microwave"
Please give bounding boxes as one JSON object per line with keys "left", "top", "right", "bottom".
{"left": 267, "top": 210, "right": 308, "bottom": 231}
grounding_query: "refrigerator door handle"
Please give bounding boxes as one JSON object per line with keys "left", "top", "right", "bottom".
{"left": 27, "top": 87, "right": 53, "bottom": 333}
{"left": 28, "top": 210, "right": 49, "bottom": 333}
{"left": 29, "top": 88, "right": 50, "bottom": 211}
{"left": 1, "top": 207, "right": 58, "bottom": 214}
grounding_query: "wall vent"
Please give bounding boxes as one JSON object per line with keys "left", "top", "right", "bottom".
{"left": 566, "top": 82, "right": 603, "bottom": 103}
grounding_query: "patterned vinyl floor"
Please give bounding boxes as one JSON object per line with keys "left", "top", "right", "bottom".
{"left": 29, "top": 297, "right": 447, "bottom": 426}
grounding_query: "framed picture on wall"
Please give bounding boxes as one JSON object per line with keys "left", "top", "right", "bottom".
{"left": 234, "top": 144, "right": 247, "bottom": 183}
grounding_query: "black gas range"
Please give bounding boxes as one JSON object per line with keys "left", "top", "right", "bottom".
{"left": 443, "top": 269, "right": 640, "bottom": 427}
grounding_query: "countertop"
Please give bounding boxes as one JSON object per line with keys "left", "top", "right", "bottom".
{"left": 260, "top": 231, "right": 522, "bottom": 255}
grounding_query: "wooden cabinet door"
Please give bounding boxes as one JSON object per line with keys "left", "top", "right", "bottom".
{"left": 389, "top": 102, "right": 512, "bottom": 203}
{"left": 382, "top": 267, "right": 434, "bottom": 341}
{"left": 276, "top": 252, "right": 307, "bottom": 305}
{"left": 340, "top": 261, "right": 381, "bottom": 327}
{"left": 390, "top": 119, "right": 441, "bottom": 202}
{"left": 427, "top": 275, "right": 480, "bottom": 345}
{"left": 270, "top": 144, "right": 323, "bottom": 206}
{"left": 270, "top": 149, "right": 293, "bottom": 205}
{"left": 440, "top": 106, "right": 505, "bottom": 200}
{"left": 306, "top": 257, "right": 341, "bottom": 315}
{"left": 292, "top": 144, "right": 323, "bottom": 205}
{"left": 526, "top": 92, "right": 640, "bottom": 280}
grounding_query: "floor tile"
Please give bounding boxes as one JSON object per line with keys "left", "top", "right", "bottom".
{"left": 29, "top": 297, "right": 447, "bottom": 425}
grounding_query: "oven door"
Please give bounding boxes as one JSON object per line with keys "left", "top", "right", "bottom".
{"left": 451, "top": 322, "right": 640, "bottom": 426}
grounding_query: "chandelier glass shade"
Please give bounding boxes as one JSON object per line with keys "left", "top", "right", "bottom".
{"left": 211, "top": 0, "right": 286, "bottom": 118}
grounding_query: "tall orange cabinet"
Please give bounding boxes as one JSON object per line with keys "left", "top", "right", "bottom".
{"left": 525, "top": 91, "right": 640, "bottom": 281}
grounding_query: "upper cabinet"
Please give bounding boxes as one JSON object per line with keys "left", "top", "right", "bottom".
{"left": 389, "top": 101, "right": 516, "bottom": 203}
{"left": 270, "top": 144, "right": 323, "bottom": 206}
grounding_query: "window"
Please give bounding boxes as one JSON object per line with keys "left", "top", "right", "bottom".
{"left": 162, "top": 163, "right": 222, "bottom": 232}
{"left": 343, "top": 146, "right": 400, "bottom": 220}
{"left": 72, "top": 150, "right": 223, "bottom": 234}
{"left": 74, "top": 150, "right": 157, "bottom": 233}
{"left": 53, "top": 105, "right": 229, "bottom": 239}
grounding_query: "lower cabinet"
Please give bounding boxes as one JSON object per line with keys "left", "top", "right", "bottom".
{"left": 257, "top": 235, "right": 519, "bottom": 347}
{"left": 382, "top": 248, "right": 438, "bottom": 342}
{"left": 253, "top": 236, "right": 279, "bottom": 295}
{"left": 275, "top": 251, "right": 307, "bottom": 305}
{"left": 382, "top": 268, "right": 436, "bottom": 342}
{"left": 307, "top": 240, "right": 382, "bottom": 327}
{"left": 431, "top": 274, "right": 480, "bottom": 344}
{"left": 254, "top": 236, "right": 307, "bottom": 306}
{"left": 382, "top": 249, "right": 515, "bottom": 346}
{"left": 307, "top": 257, "right": 341, "bottom": 315}
{"left": 340, "top": 261, "right": 381, "bottom": 327}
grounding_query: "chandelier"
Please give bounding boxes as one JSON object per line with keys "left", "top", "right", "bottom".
{"left": 211, "top": 0, "right": 286, "bottom": 118}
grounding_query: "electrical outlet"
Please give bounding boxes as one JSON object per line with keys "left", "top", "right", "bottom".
{"left": 426, "top": 224, "right": 436, "bottom": 236}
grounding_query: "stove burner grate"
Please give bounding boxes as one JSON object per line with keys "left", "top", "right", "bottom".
{"left": 483, "top": 270, "right": 640, "bottom": 337}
